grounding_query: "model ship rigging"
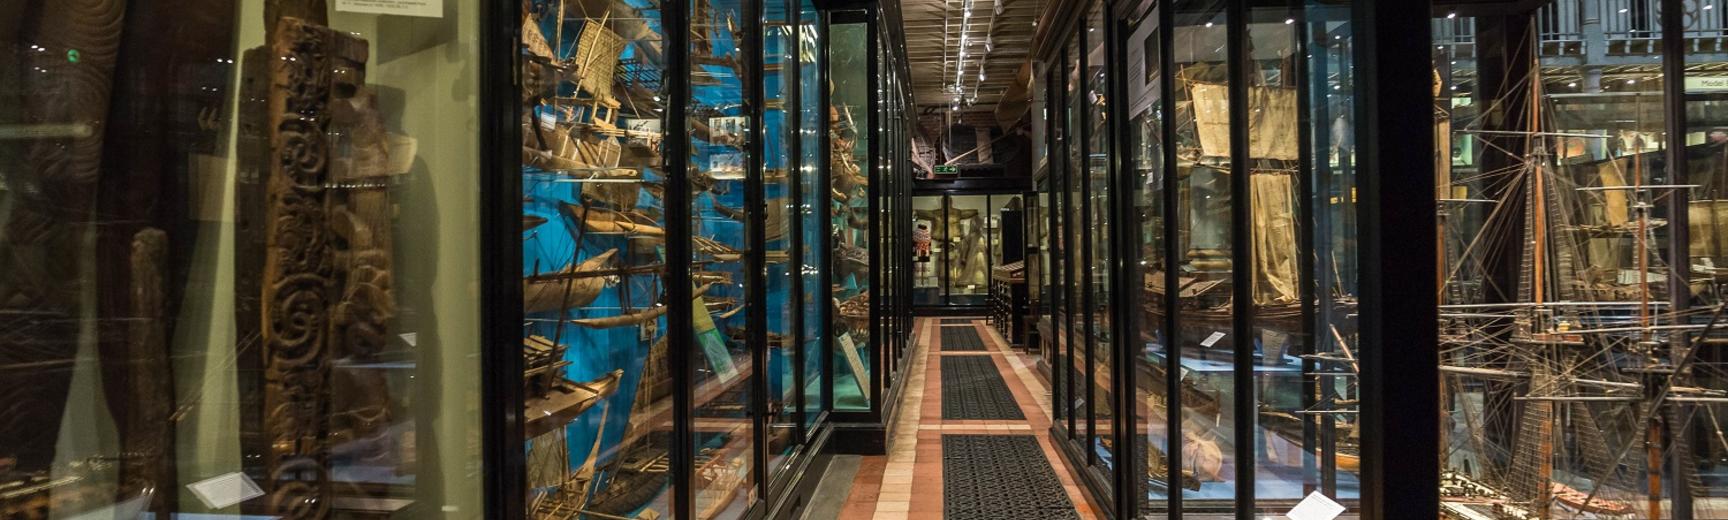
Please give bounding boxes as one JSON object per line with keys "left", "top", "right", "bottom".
{"left": 1436, "top": 30, "right": 1728, "bottom": 519}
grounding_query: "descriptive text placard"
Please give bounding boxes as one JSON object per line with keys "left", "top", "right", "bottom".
{"left": 186, "top": 472, "right": 265, "bottom": 510}
{"left": 1286, "top": 491, "right": 1346, "bottom": 520}
{"left": 336, "top": 0, "right": 443, "bottom": 18}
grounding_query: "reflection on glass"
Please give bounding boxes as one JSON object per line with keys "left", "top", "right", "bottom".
{"left": 1084, "top": 4, "right": 1116, "bottom": 469}
{"left": 830, "top": 21, "right": 871, "bottom": 412}
{"left": 799, "top": 0, "right": 825, "bottom": 430}
{"left": 1170, "top": 0, "right": 1237, "bottom": 509}
{"left": 688, "top": 0, "right": 754, "bottom": 514}
{"left": 1239, "top": 3, "right": 1367, "bottom": 511}
{"left": 1128, "top": 3, "right": 1173, "bottom": 511}
{"left": 764, "top": 0, "right": 797, "bottom": 478}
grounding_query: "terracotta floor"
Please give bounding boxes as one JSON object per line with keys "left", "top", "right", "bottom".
{"left": 835, "top": 317, "right": 1104, "bottom": 520}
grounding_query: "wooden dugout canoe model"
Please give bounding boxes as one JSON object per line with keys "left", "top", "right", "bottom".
{"left": 523, "top": 248, "right": 619, "bottom": 313}
{"left": 711, "top": 198, "right": 790, "bottom": 241}
{"left": 693, "top": 235, "right": 742, "bottom": 262}
{"left": 524, "top": 214, "right": 550, "bottom": 230}
{"left": 560, "top": 203, "right": 665, "bottom": 236}
{"left": 567, "top": 282, "right": 719, "bottom": 328}
{"left": 524, "top": 365, "right": 624, "bottom": 438}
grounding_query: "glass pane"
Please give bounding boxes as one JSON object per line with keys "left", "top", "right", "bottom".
{"left": 914, "top": 196, "right": 945, "bottom": 304}
{"left": 689, "top": 0, "right": 754, "bottom": 514}
{"left": 1171, "top": 0, "right": 1237, "bottom": 511}
{"left": 1282, "top": 2, "right": 1365, "bottom": 511}
{"left": 830, "top": 21, "right": 871, "bottom": 412}
{"left": 1084, "top": 3, "right": 1116, "bottom": 470}
{"left": 991, "top": 195, "right": 1008, "bottom": 273}
{"left": 1129, "top": 1, "right": 1174, "bottom": 512}
{"left": 0, "top": 3, "right": 484, "bottom": 518}
{"left": 521, "top": 0, "right": 676, "bottom": 515}
{"left": 1437, "top": 3, "right": 1696, "bottom": 518}
{"left": 1682, "top": 2, "right": 1728, "bottom": 512}
{"left": 799, "top": 0, "right": 824, "bottom": 431}
{"left": 1238, "top": 1, "right": 1349, "bottom": 512}
{"left": 1065, "top": 31, "right": 1087, "bottom": 434}
{"left": 764, "top": 0, "right": 798, "bottom": 479}
{"left": 950, "top": 195, "right": 993, "bottom": 305}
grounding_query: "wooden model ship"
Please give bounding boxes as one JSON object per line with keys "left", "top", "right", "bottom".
{"left": 1435, "top": 46, "right": 1728, "bottom": 519}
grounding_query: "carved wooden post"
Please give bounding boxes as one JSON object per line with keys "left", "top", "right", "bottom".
{"left": 258, "top": 17, "right": 368, "bottom": 518}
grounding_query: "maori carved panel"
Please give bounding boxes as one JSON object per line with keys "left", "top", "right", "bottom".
{"left": 261, "top": 17, "right": 370, "bottom": 519}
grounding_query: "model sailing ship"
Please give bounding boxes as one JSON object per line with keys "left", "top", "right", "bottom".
{"left": 1435, "top": 49, "right": 1728, "bottom": 518}
{"left": 519, "top": 0, "right": 758, "bottom": 517}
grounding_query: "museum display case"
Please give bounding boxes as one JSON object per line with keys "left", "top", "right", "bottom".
{"left": 0, "top": 1, "right": 492, "bottom": 517}
{"left": 812, "top": 4, "right": 913, "bottom": 421}
{"left": 829, "top": 17, "right": 873, "bottom": 413}
{"left": 515, "top": 0, "right": 920, "bottom": 514}
{"left": 910, "top": 192, "right": 1032, "bottom": 310}
{"left": 1033, "top": 0, "right": 1436, "bottom": 517}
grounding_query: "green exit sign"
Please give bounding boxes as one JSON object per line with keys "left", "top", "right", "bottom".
{"left": 933, "top": 165, "right": 958, "bottom": 175}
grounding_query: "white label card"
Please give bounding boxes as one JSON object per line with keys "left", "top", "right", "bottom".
{"left": 837, "top": 334, "right": 870, "bottom": 399}
{"left": 187, "top": 471, "right": 265, "bottom": 510}
{"left": 336, "top": 0, "right": 443, "bottom": 18}
{"left": 1200, "top": 331, "right": 1226, "bottom": 347}
{"left": 1286, "top": 491, "right": 1346, "bottom": 520}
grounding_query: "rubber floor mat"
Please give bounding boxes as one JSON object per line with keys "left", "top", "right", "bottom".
{"left": 941, "top": 318, "right": 977, "bottom": 324}
{"left": 940, "top": 327, "right": 987, "bottom": 352}
{"left": 940, "top": 356, "right": 1024, "bottom": 420}
{"left": 942, "top": 435, "right": 1079, "bottom": 519}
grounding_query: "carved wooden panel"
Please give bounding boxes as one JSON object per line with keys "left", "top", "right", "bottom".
{"left": 259, "top": 17, "right": 370, "bottom": 519}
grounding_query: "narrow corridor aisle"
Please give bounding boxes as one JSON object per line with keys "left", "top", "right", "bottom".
{"left": 831, "top": 318, "right": 1103, "bottom": 520}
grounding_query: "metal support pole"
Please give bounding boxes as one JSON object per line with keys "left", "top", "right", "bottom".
{"left": 1225, "top": 2, "right": 1256, "bottom": 517}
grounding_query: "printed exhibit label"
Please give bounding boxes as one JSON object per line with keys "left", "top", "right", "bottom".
{"left": 337, "top": 0, "right": 443, "bottom": 18}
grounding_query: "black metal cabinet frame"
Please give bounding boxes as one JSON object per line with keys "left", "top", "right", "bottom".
{"left": 828, "top": 1, "right": 917, "bottom": 431}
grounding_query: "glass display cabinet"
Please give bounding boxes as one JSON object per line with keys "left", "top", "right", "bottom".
{"left": 514, "top": 0, "right": 906, "bottom": 517}
{"left": 1035, "top": 0, "right": 1437, "bottom": 517}
{"left": 911, "top": 192, "right": 1034, "bottom": 310}
{"left": 829, "top": 17, "right": 873, "bottom": 413}
{"left": 828, "top": 4, "right": 915, "bottom": 420}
